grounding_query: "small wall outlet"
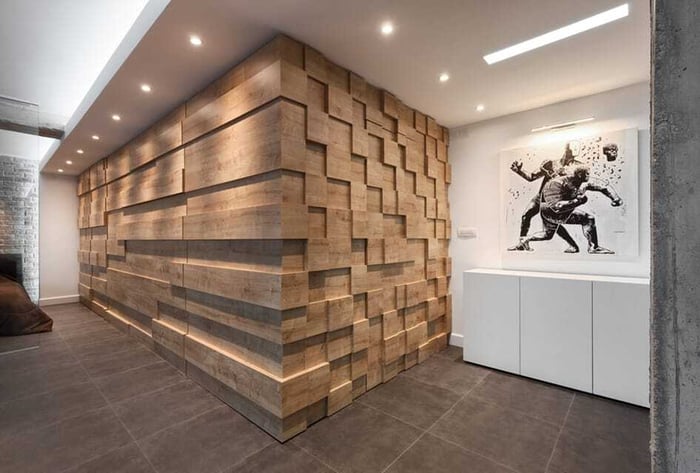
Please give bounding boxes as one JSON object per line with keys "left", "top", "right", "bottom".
{"left": 457, "top": 227, "right": 477, "bottom": 239}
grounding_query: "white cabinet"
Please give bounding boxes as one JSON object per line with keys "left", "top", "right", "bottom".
{"left": 463, "top": 272, "right": 520, "bottom": 374}
{"left": 521, "top": 277, "right": 592, "bottom": 392}
{"left": 593, "top": 281, "right": 650, "bottom": 407}
{"left": 463, "top": 269, "right": 649, "bottom": 406}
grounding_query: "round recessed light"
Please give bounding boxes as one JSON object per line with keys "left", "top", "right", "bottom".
{"left": 189, "top": 35, "right": 202, "bottom": 46}
{"left": 58, "top": 169, "right": 64, "bottom": 173}
{"left": 476, "top": 104, "right": 485, "bottom": 112}
{"left": 76, "top": 149, "right": 84, "bottom": 154}
{"left": 66, "top": 160, "right": 73, "bottom": 165}
{"left": 380, "top": 21, "right": 394, "bottom": 36}
{"left": 140, "top": 83, "right": 152, "bottom": 93}
{"left": 92, "top": 135, "right": 100, "bottom": 140}
{"left": 439, "top": 72, "right": 450, "bottom": 82}
{"left": 112, "top": 114, "right": 121, "bottom": 121}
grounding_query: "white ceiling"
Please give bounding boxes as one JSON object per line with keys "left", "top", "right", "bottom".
{"left": 0, "top": 0, "right": 152, "bottom": 160}
{"left": 16, "top": 0, "right": 648, "bottom": 175}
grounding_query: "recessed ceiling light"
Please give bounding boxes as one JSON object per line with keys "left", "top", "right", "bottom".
{"left": 531, "top": 117, "right": 595, "bottom": 133}
{"left": 483, "top": 3, "right": 630, "bottom": 65}
{"left": 439, "top": 73, "right": 450, "bottom": 82}
{"left": 380, "top": 22, "right": 394, "bottom": 36}
{"left": 189, "top": 35, "right": 202, "bottom": 46}
{"left": 112, "top": 114, "right": 121, "bottom": 121}
{"left": 92, "top": 135, "right": 100, "bottom": 140}
{"left": 66, "top": 160, "right": 72, "bottom": 165}
{"left": 476, "top": 104, "right": 485, "bottom": 112}
{"left": 76, "top": 149, "right": 84, "bottom": 154}
{"left": 58, "top": 169, "right": 64, "bottom": 173}
{"left": 140, "top": 83, "right": 151, "bottom": 93}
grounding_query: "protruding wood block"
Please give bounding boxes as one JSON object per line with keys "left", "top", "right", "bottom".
{"left": 328, "top": 381, "right": 352, "bottom": 415}
{"left": 328, "top": 85, "right": 353, "bottom": 124}
{"left": 183, "top": 204, "right": 308, "bottom": 240}
{"left": 327, "top": 295, "right": 353, "bottom": 331}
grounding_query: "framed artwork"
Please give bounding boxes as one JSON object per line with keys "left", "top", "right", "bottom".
{"left": 500, "top": 128, "right": 639, "bottom": 262}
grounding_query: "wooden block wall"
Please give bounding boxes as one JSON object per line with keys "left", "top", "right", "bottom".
{"left": 78, "top": 35, "right": 451, "bottom": 441}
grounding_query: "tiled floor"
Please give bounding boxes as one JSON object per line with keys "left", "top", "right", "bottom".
{"left": 0, "top": 303, "right": 651, "bottom": 473}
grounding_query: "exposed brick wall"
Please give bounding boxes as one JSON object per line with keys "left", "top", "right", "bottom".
{"left": 0, "top": 155, "right": 39, "bottom": 301}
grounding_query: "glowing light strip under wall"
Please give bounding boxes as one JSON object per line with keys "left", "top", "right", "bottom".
{"left": 484, "top": 4, "right": 629, "bottom": 65}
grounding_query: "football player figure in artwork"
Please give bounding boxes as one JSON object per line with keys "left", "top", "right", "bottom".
{"left": 602, "top": 143, "right": 618, "bottom": 162}
{"left": 507, "top": 143, "right": 581, "bottom": 251}
{"left": 512, "top": 166, "right": 623, "bottom": 254}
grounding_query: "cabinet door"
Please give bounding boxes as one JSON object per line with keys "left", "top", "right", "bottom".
{"left": 593, "top": 282, "right": 650, "bottom": 407}
{"left": 521, "top": 277, "right": 592, "bottom": 392}
{"left": 463, "top": 272, "right": 520, "bottom": 374}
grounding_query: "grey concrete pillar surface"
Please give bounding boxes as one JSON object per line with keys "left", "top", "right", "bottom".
{"left": 652, "top": 0, "right": 700, "bottom": 471}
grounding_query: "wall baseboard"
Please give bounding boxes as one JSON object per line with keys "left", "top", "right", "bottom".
{"left": 39, "top": 295, "right": 80, "bottom": 307}
{"left": 449, "top": 333, "right": 464, "bottom": 348}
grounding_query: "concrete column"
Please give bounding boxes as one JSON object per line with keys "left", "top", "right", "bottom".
{"left": 652, "top": 0, "right": 700, "bottom": 471}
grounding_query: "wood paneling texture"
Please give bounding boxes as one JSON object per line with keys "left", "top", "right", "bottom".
{"left": 77, "top": 35, "right": 451, "bottom": 441}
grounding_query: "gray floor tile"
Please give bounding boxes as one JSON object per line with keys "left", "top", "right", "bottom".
{"left": 548, "top": 425, "right": 651, "bottom": 473}
{"left": 436, "top": 344, "right": 463, "bottom": 361}
{"left": 291, "top": 402, "right": 422, "bottom": 473}
{"left": 58, "top": 320, "right": 114, "bottom": 339}
{"left": 61, "top": 325, "right": 126, "bottom": 348}
{"left": 430, "top": 396, "right": 559, "bottom": 473}
{"left": 402, "top": 354, "right": 491, "bottom": 395}
{"left": 81, "top": 344, "right": 162, "bottom": 378}
{"left": 225, "top": 443, "right": 334, "bottom": 473}
{"left": 0, "top": 381, "right": 106, "bottom": 441}
{"left": 114, "top": 380, "right": 222, "bottom": 440}
{"left": 0, "top": 359, "right": 88, "bottom": 403}
{"left": 70, "top": 334, "right": 143, "bottom": 360}
{"left": 138, "top": 405, "right": 273, "bottom": 473}
{"left": 64, "top": 443, "right": 155, "bottom": 473}
{"left": 386, "top": 433, "right": 515, "bottom": 473}
{"left": 0, "top": 340, "right": 76, "bottom": 376}
{"left": 359, "top": 375, "right": 461, "bottom": 429}
{"left": 471, "top": 371, "right": 574, "bottom": 426}
{"left": 0, "top": 406, "right": 132, "bottom": 473}
{"left": 0, "top": 330, "right": 63, "bottom": 352}
{"left": 94, "top": 361, "right": 184, "bottom": 403}
{"left": 565, "top": 393, "right": 650, "bottom": 448}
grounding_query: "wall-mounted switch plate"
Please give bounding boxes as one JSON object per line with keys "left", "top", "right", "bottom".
{"left": 457, "top": 227, "right": 477, "bottom": 239}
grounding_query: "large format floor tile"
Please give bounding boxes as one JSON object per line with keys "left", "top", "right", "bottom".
{"left": 113, "top": 380, "right": 222, "bottom": 440}
{"left": 565, "top": 393, "right": 651, "bottom": 448}
{"left": 358, "top": 375, "right": 461, "bottom": 429}
{"left": 401, "top": 354, "right": 491, "bottom": 395}
{"left": 0, "top": 407, "right": 132, "bottom": 473}
{"left": 470, "top": 371, "right": 574, "bottom": 426}
{"left": 291, "top": 403, "right": 422, "bottom": 473}
{"left": 138, "top": 405, "right": 274, "bottom": 473}
{"left": 64, "top": 443, "right": 156, "bottom": 473}
{"left": 548, "top": 424, "right": 651, "bottom": 473}
{"left": 93, "top": 361, "right": 185, "bottom": 403}
{"left": 0, "top": 358, "right": 88, "bottom": 403}
{"left": 0, "top": 381, "right": 106, "bottom": 442}
{"left": 385, "top": 433, "right": 515, "bottom": 473}
{"left": 225, "top": 443, "right": 334, "bottom": 473}
{"left": 430, "top": 396, "right": 560, "bottom": 473}
{"left": 80, "top": 344, "right": 163, "bottom": 378}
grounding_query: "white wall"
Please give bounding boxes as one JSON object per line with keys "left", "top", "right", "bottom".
{"left": 448, "top": 83, "right": 650, "bottom": 344}
{"left": 39, "top": 173, "right": 79, "bottom": 305}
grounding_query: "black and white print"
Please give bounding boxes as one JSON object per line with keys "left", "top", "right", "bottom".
{"left": 500, "top": 128, "right": 639, "bottom": 261}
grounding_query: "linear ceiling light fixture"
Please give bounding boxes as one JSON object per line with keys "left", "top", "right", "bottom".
{"left": 483, "top": 3, "right": 629, "bottom": 65}
{"left": 531, "top": 117, "right": 595, "bottom": 133}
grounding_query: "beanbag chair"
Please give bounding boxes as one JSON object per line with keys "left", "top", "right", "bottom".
{"left": 0, "top": 275, "right": 53, "bottom": 335}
